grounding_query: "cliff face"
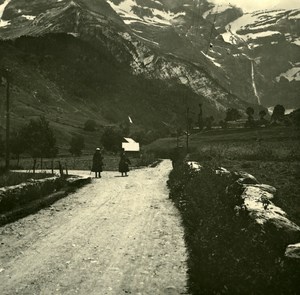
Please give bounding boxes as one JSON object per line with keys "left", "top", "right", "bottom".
{"left": 219, "top": 8, "right": 300, "bottom": 108}
{"left": 105, "top": 0, "right": 259, "bottom": 105}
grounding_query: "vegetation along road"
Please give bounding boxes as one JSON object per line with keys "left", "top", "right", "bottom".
{"left": 0, "top": 161, "right": 187, "bottom": 295}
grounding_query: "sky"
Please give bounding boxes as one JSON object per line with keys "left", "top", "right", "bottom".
{"left": 210, "top": 0, "right": 300, "bottom": 11}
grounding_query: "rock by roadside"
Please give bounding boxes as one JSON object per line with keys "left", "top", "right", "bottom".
{"left": 189, "top": 162, "right": 300, "bottom": 260}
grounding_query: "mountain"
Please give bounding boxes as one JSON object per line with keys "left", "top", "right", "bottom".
{"left": 210, "top": 7, "right": 300, "bottom": 108}
{"left": 0, "top": 0, "right": 282, "bottom": 148}
{"left": 103, "top": 0, "right": 260, "bottom": 105}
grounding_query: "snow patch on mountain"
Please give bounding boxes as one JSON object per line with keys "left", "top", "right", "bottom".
{"left": 107, "top": 0, "right": 185, "bottom": 27}
{"left": 276, "top": 67, "right": 300, "bottom": 82}
{"left": 201, "top": 51, "right": 222, "bottom": 68}
{"left": 132, "top": 32, "right": 159, "bottom": 46}
{"left": 292, "top": 37, "right": 300, "bottom": 46}
{"left": 203, "top": 4, "right": 234, "bottom": 19}
{"left": 222, "top": 13, "right": 257, "bottom": 44}
{"left": 22, "top": 15, "right": 36, "bottom": 21}
{"left": 0, "top": 18, "right": 9, "bottom": 27}
{"left": 0, "top": 0, "right": 12, "bottom": 27}
{"left": 246, "top": 31, "right": 281, "bottom": 40}
{"left": 289, "top": 9, "right": 300, "bottom": 19}
{"left": 222, "top": 9, "right": 295, "bottom": 45}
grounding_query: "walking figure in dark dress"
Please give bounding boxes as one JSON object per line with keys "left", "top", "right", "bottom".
{"left": 92, "top": 148, "right": 103, "bottom": 178}
{"left": 119, "top": 148, "right": 131, "bottom": 177}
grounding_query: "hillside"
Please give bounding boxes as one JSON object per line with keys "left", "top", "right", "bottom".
{"left": 0, "top": 33, "right": 210, "bottom": 148}
{"left": 0, "top": 0, "right": 297, "bottom": 150}
{"left": 0, "top": 0, "right": 258, "bottom": 136}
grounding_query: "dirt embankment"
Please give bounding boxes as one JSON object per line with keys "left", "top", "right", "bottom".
{"left": 0, "top": 161, "right": 187, "bottom": 295}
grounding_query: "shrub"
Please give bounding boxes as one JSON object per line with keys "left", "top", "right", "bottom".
{"left": 19, "top": 116, "right": 58, "bottom": 171}
{"left": 100, "top": 127, "right": 123, "bottom": 152}
{"left": 225, "top": 108, "right": 242, "bottom": 122}
{"left": 69, "top": 135, "right": 85, "bottom": 157}
{"left": 135, "top": 152, "right": 156, "bottom": 167}
{"left": 271, "top": 105, "right": 285, "bottom": 123}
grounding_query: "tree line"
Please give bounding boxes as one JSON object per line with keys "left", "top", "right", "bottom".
{"left": 207, "top": 104, "right": 297, "bottom": 130}
{"left": 0, "top": 116, "right": 141, "bottom": 171}
{"left": 0, "top": 116, "right": 58, "bottom": 171}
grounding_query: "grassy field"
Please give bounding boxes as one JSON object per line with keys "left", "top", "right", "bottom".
{"left": 3, "top": 151, "right": 156, "bottom": 174}
{"left": 147, "top": 126, "right": 300, "bottom": 225}
{"left": 146, "top": 126, "right": 300, "bottom": 159}
{"left": 166, "top": 127, "right": 300, "bottom": 294}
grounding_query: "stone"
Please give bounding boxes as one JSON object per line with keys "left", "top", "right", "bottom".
{"left": 187, "top": 161, "right": 202, "bottom": 171}
{"left": 241, "top": 186, "right": 300, "bottom": 232}
{"left": 216, "top": 167, "right": 231, "bottom": 176}
{"left": 245, "top": 184, "right": 276, "bottom": 194}
{"left": 233, "top": 171, "right": 259, "bottom": 184}
{"left": 285, "top": 243, "right": 300, "bottom": 259}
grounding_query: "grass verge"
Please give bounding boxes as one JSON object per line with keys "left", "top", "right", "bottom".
{"left": 168, "top": 163, "right": 300, "bottom": 294}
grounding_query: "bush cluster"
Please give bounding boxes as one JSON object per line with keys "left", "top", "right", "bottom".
{"left": 168, "top": 163, "right": 300, "bottom": 294}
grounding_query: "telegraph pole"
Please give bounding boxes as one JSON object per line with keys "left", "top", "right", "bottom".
{"left": 1, "top": 69, "right": 11, "bottom": 171}
{"left": 186, "top": 107, "right": 190, "bottom": 154}
{"left": 5, "top": 76, "right": 10, "bottom": 171}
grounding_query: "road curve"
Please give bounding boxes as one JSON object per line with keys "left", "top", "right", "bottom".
{"left": 0, "top": 160, "right": 188, "bottom": 295}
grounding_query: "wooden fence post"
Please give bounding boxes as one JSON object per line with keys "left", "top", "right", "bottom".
{"left": 58, "top": 161, "right": 64, "bottom": 177}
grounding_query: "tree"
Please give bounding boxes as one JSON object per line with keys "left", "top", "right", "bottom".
{"left": 271, "top": 105, "right": 285, "bottom": 123}
{"left": 197, "top": 103, "right": 204, "bottom": 131}
{"left": 259, "top": 110, "right": 267, "bottom": 120}
{"left": 0, "top": 134, "right": 4, "bottom": 158}
{"left": 10, "top": 131, "right": 26, "bottom": 166}
{"left": 69, "top": 135, "right": 85, "bottom": 157}
{"left": 21, "top": 116, "right": 58, "bottom": 172}
{"left": 100, "top": 128, "right": 123, "bottom": 152}
{"left": 84, "top": 119, "right": 97, "bottom": 131}
{"left": 258, "top": 110, "right": 268, "bottom": 126}
{"left": 225, "top": 108, "right": 241, "bottom": 122}
{"left": 205, "top": 116, "right": 214, "bottom": 130}
{"left": 119, "top": 120, "right": 130, "bottom": 137}
{"left": 293, "top": 110, "right": 300, "bottom": 128}
{"left": 246, "top": 107, "right": 254, "bottom": 118}
{"left": 219, "top": 120, "right": 227, "bottom": 129}
{"left": 245, "top": 107, "right": 255, "bottom": 128}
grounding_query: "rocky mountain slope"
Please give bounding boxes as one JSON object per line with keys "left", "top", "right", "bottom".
{"left": 0, "top": 0, "right": 261, "bottom": 140}
{"left": 208, "top": 6, "right": 300, "bottom": 108}
{"left": 1, "top": 0, "right": 296, "bottom": 145}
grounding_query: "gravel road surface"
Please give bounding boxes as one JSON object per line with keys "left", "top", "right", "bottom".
{"left": 0, "top": 160, "right": 187, "bottom": 295}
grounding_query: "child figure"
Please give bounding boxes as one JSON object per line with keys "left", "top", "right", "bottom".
{"left": 119, "top": 148, "right": 131, "bottom": 177}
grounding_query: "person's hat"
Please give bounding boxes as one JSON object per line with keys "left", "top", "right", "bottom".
{"left": 96, "top": 148, "right": 100, "bottom": 151}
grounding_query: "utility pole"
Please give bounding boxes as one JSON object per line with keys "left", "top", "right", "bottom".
{"left": 1, "top": 69, "right": 11, "bottom": 171}
{"left": 186, "top": 107, "right": 190, "bottom": 154}
{"left": 5, "top": 75, "right": 10, "bottom": 170}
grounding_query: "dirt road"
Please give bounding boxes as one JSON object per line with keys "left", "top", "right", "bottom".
{"left": 0, "top": 160, "right": 187, "bottom": 295}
